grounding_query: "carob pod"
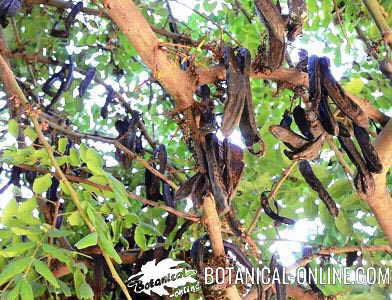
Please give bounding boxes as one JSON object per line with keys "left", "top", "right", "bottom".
{"left": 144, "top": 167, "right": 162, "bottom": 202}
{"left": 318, "top": 91, "right": 339, "bottom": 136}
{"left": 353, "top": 124, "right": 382, "bottom": 173}
{"left": 46, "top": 57, "right": 75, "bottom": 110}
{"left": 319, "top": 57, "right": 368, "bottom": 128}
{"left": 260, "top": 192, "right": 295, "bottom": 225}
{"left": 64, "top": 2, "right": 83, "bottom": 31}
{"left": 298, "top": 160, "right": 339, "bottom": 217}
{"left": 205, "top": 133, "right": 229, "bottom": 214}
{"left": 346, "top": 251, "right": 359, "bottom": 267}
{"left": 237, "top": 48, "right": 263, "bottom": 154}
{"left": 163, "top": 183, "right": 177, "bottom": 237}
{"left": 42, "top": 70, "right": 63, "bottom": 97}
{"left": 222, "top": 46, "right": 246, "bottom": 136}
{"left": 337, "top": 136, "right": 375, "bottom": 197}
{"left": 223, "top": 138, "right": 244, "bottom": 203}
{"left": 293, "top": 105, "right": 314, "bottom": 140}
{"left": 175, "top": 172, "right": 203, "bottom": 201}
{"left": 269, "top": 125, "right": 309, "bottom": 150}
{"left": 285, "top": 132, "right": 326, "bottom": 161}
{"left": 157, "top": 144, "right": 167, "bottom": 174}
{"left": 223, "top": 241, "right": 253, "bottom": 271}
{"left": 254, "top": 0, "right": 285, "bottom": 71}
{"left": 101, "top": 86, "right": 114, "bottom": 119}
{"left": 222, "top": 47, "right": 263, "bottom": 154}
{"left": 197, "top": 85, "right": 217, "bottom": 132}
{"left": 79, "top": 66, "right": 96, "bottom": 97}
{"left": 280, "top": 110, "right": 292, "bottom": 129}
{"left": 308, "top": 55, "right": 322, "bottom": 110}
{"left": 270, "top": 254, "right": 286, "bottom": 300}
{"left": 0, "top": 0, "right": 21, "bottom": 28}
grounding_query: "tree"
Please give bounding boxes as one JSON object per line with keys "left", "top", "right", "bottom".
{"left": 0, "top": 0, "right": 391, "bottom": 299}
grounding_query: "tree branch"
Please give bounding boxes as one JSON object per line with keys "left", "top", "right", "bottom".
{"left": 102, "top": 0, "right": 195, "bottom": 110}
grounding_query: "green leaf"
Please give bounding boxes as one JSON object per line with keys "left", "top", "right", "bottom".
{"left": 335, "top": 212, "right": 353, "bottom": 235}
{"left": 85, "top": 148, "right": 104, "bottom": 169}
{"left": 0, "top": 242, "right": 36, "bottom": 257}
{"left": 33, "top": 259, "right": 59, "bottom": 288}
{"left": 32, "top": 174, "right": 52, "bottom": 194}
{"left": 134, "top": 226, "right": 147, "bottom": 250}
{"left": 42, "top": 244, "right": 72, "bottom": 266}
{"left": 69, "top": 148, "right": 80, "bottom": 166}
{"left": 19, "top": 278, "right": 34, "bottom": 300}
{"left": 0, "top": 257, "right": 30, "bottom": 286}
{"left": 8, "top": 119, "right": 19, "bottom": 138}
{"left": 75, "top": 232, "right": 98, "bottom": 249}
{"left": 24, "top": 127, "right": 37, "bottom": 141}
{"left": 343, "top": 78, "right": 365, "bottom": 96}
{"left": 1, "top": 198, "right": 18, "bottom": 224}
{"left": 79, "top": 282, "right": 94, "bottom": 299}
{"left": 59, "top": 280, "right": 72, "bottom": 297}
{"left": 98, "top": 234, "right": 122, "bottom": 264}
{"left": 58, "top": 137, "right": 68, "bottom": 154}
{"left": 68, "top": 211, "right": 84, "bottom": 226}
{"left": 59, "top": 180, "right": 71, "bottom": 195}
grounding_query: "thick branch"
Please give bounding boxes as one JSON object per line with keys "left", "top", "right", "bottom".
{"left": 102, "top": 0, "right": 195, "bottom": 109}
{"left": 370, "top": 120, "right": 392, "bottom": 245}
{"left": 362, "top": 0, "right": 392, "bottom": 46}
{"left": 196, "top": 66, "right": 389, "bottom": 125}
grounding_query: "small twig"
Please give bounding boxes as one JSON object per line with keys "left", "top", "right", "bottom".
{"left": 246, "top": 161, "right": 298, "bottom": 234}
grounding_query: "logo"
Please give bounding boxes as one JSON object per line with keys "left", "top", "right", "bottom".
{"left": 126, "top": 258, "right": 200, "bottom": 297}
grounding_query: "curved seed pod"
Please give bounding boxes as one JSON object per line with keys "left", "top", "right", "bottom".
{"left": 190, "top": 174, "right": 208, "bottom": 208}
{"left": 157, "top": 144, "right": 167, "bottom": 174}
{"left": 238, "top": 49, "right": 263, "bottom": 152}
{"left": 223, "top": 241, "right": 253, "bottom": 271}
{"left": 145, "top": 166, "right": 162, "bottom": 202}
{"left": 346, "top": 251, "right": 359, "bottom": 267}
{"left": 223, "top": 139, "right": 244, "bottom": 202}
{"left": 25, "top": 171, "right": 37, "bottom": 187}
{"left": 163, "top": 183, "right": 177, "bottom": 237}
{"left": 50, "top": 21, "right": 69, "bottom": 38}
{"left": 353, "top": 125, "right": 382, "bottom": 173}
{"left": 319, "top": 92, "right": 339, "bottom": 136}
{"left": 175, "top": 172, "right": 202, "bottom": 201}
{"left": 254, "top": 0, "right": 285, "bottom": 71}
{"left": 337, "top": 136, "right": 376, "bottom": 197}
{"left": 135, "top": 135, "right": 143, "bottom": 155}
{"left": 79, "top": 67, "right": 96, "bottom": 97}
{"left": 319, "top": 57, "right": 368, "bottom": 128}
{"left": 280, "top": 110, "right": 292, "bottom": 129}
{"left": 100, "top": 103, "right": 108, "bottom": 119}
{"left": 261, "top": 193, "right": 295, "bottom": 225}
{"left": 308, "top": 55, "right": 322, "bottom": 109}
{"left": 42, "top": 71, "right": 63, "bottom": 97}
{"left": 298, "top": 160, "right": 339, "bottom": 216}
{"left": 293, "top": 105, "right": 314, "bottom": 140}
{"left": 205, "top": 133, "right": 229, "bottom": 214}
{"left": 269, "top": 125, "right": 309, "bottom": 149}
{"left": 190, "top": 235, "right": 208, "bottom": 270}
{"left": 286, "top": 132, "right": 326, "bottom": 161}
{"left": 222, "top": 46, "right": 246, "bottom": 136}
{"left": 62, "top": 57, "right": 75, "bottom": 91}
{"left": 65, "top": 1, "right": 83, "bottom": 30}
{"left": 270, "top": 254, "right": 286, "bottom": 300}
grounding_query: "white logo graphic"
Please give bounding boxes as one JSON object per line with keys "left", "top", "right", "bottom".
{"left": 126, "top": 258, "right": 198, "bottom": 296}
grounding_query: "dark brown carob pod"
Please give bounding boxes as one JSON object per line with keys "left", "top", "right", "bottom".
{"left": 222, "top": 46, "right": 263, "bottom": 155}
{"left": 318, "top": 91, "right": 339, "bottom": 136}
{"left": 298, "top": 160, "right": 339, "bottom": 217}
{"left": 223, "top": 138, "right": 244, "bottom": 203}
{"left": 260, "top": 193, "right": 295, "bottom": 225}
{"left": 308, "top": 55, "right": 322, "bottom": 110}
{"left": 205, "top": 133, "right": 229, "bottom": 214}
{"left": 285, "top": 132, "right": 326, "bottom": 161}
{"left": 353, "top": 124, "right": 383, "bottom": 173}
{"left": 293, "top": 105, "right": 314, "bottom": 140}
{"left": 338, "top": 136, "right": 376, "bottom": 197}
{"left": 254, "top": 0, "right": 286, "bottom": 71}
{"left": 318, "top": 57, "right": 368, "bottom": 128}
{"left": 269, "top": 125, "right": 309, "bottom": 149}
{"left": 270, "top": 254, "right": 287, "bottom": 300}
{"left": 222, "top": 46, "right": 246, "bottom": 136}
